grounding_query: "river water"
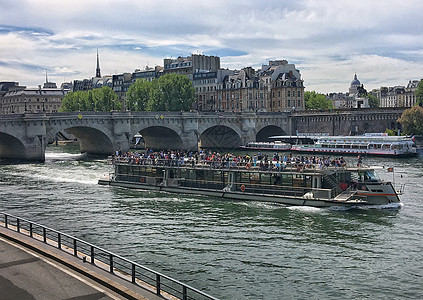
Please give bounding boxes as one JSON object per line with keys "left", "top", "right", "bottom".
{"left": 1, "top": 145, "right": 422, "bottom": 299}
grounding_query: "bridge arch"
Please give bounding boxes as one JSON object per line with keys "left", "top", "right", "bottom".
{"left": 46, "top": 125, "right": 114, "bottom": 155}
{"left": 134, "top": 126, "right": 184, "bottom": 150}
{"left": 256, "top": 125, "right": 287, "bottom": 142}
{"left": 198, "top": 125, "right": 241, "bottom": 150}
{"left": 0, "top": 132, "right": 27, "bottom": 160}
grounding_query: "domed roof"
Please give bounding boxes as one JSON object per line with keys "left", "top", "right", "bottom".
{"left": 351, "top": 73, "right": 360, "bottom": 86}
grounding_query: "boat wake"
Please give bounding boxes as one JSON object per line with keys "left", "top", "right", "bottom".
{"left": 45, "top": 152, "right": 88, "bottom": 161}
{"left": 328, "top": 202, "right": 403, "bottom": 211}
{"left": 287, "top": 206, "right": 324, "bottom": 212}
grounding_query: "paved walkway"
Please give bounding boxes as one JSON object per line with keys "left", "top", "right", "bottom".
{"left": 0, "top": 226, "right": 164, "bottom": 300}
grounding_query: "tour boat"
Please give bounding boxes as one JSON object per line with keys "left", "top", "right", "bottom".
{"left": 286, "top": 134, "right": 416, "bottom": 157}
{"left": 240, "top": 141, "right": 291, "bottom": 151}
{"left": 99, "top": 156, "right": 401, "bottom": 208}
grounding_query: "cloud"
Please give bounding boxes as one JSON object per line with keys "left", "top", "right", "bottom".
{"left": 0, "top": 0, "right": 422, "bottom": 92}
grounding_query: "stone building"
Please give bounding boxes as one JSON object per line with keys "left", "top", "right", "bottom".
{"left": 349, "top": 73, "right": 361, "bottom": 95}
{"left": 193, "top": 69, "right": 234, "bottom": 111}
{"left": 163, "top": 54, "right": 220, "bottom": 81}
{"left": 376, "top": 79, "right": 420, "bottom": 108}
{"left": 398, "top": 80, "right": 419, "bottom": 107}
{"left": 207, "top": 60, "right": 304, "bottom": 113}
{"left": 380, "top": 86, "right": 404, "bottom": 108}
{"left": 0, "top": 80, "right": 69, "bottom": 114}
{"left": 112, "top": 73, "right": 132, "bottom": 100}
{"left": 214, "top": 67, "right": 267, "bottom": 112}
{"left": 132, "top": 66, "right": 163, "bottom": 83}
{"left": 267, "top": 61, "right": 305, "bottom": 111}
{"left": 328, "top": 74, "right": 369, "bottom": 109}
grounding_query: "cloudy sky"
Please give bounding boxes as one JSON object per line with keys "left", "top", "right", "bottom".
{"left": 1, "top": 0, "right": 422, "bottom": 93}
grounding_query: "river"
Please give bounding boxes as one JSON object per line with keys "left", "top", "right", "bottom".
{"left": 1, "top": 145, "right": 422, "bottom": 299}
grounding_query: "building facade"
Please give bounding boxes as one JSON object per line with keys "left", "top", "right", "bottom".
{"left": 0, "top": 81, "right": 69, "bottom": 114}
{"left": 163, "top": 54, "right": 220, "bottom": 81}
{"left": 132, "top": 66, "right": 163, "bottom": 83}
{"left": 112, "top": 73, "right": 132, "bottom": 100}
{"left": 206, "top": 60, "right": 304, "bottom": 113}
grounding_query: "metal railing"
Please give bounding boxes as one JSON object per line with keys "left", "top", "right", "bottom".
{"left": 1, "top": 212, "right": 218, "bottom": 300}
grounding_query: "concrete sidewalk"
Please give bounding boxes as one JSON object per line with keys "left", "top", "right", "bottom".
{"left": 0, "top": 226, "right": 164, "bottom": 300}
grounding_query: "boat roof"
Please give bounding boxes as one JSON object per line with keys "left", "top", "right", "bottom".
{"left": 270, "top": 134, "right": 413, "bottom": 142}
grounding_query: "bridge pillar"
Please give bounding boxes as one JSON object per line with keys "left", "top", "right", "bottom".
{"left": 241, "top": 115, "right": 257, "bottom": 144}
{"left": 23, "top": 114, "right": 47, "bottom": 161}
{"left": 180, "top": 131, "right": 199, "bottom": 151}
{"left": 111, "top": 112, "right": 132, "bottom": 153}
{"left": 181, "top": 115, "right": 199, "bottom": 151}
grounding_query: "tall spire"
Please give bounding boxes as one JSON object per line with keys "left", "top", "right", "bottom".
{"left": 45, "top": 69, "right": 48, "bottom": 83}
{"left": 96, "top": 49, "right": 101, "bottom": 78}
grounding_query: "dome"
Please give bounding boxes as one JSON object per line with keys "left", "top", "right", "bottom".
{"left": 351, "top": 74, "right": 360, "bottom": 86}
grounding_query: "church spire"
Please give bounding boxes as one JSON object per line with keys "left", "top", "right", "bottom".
{"left": 45, "top": 69, "right": 48, "bottom": 83}
{"left": 96, "top": 49, "right": 101, "bottom": 78}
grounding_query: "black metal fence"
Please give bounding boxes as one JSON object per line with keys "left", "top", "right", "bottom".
{"left": 1, "top": 212, "right": 218, "bottom": 300}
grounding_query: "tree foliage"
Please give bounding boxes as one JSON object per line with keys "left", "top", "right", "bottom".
{"left": 304, "top": 91, "right": 333, "bottom": 110}
{"left": 59, "top": 87, "right": 121, "bottom": 112}
{"left": 126, "top": 74, "right": 195, "bottom": 112}
{"left": 126, "top": 79, "right": 151, "bottom": 111}
{"left": 398, "top": 106, "right": 423, "bottom": 135}
{"left": 367, "top": 94, "right": 379, "bottom": 108}
{"left": 416, "top": 79, "right": 423, "bottom": 107}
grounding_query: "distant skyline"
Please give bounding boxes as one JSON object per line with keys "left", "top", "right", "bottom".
{"left": 1, "top": 0, "right": 422, "bottom": 93}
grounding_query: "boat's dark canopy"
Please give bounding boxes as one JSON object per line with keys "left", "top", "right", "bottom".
{"left": 269, "top": 135, "right": 317, "bottom": 144}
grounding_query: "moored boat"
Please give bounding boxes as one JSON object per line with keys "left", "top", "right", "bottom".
{"left": 273, "top": 133, "right": 416, "bottom": 157}
{"left": 99, "top": 153, "right": 401, "bottom": 208}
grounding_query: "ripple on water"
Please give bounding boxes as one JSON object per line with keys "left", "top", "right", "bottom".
{"left": 1, "top": 146, "right": 423, "bottom": 299}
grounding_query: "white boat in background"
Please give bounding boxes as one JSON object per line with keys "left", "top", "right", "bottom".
{"left": 287, "top": 133, "right": 417, "bottom": 157}
{"left": 240, "top": 141, "right": 291, "bottom": 151}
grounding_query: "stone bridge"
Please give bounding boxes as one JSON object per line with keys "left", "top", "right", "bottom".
{"left": 0, "top": 111, "right": 291, "bottom": 161}
{"left": 0, "top": 108, "right": 405, "bottom": 161}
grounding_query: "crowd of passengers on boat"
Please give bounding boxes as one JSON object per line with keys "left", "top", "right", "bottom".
{"left": 112, "top": 149, "right": 359, "bottom": 171}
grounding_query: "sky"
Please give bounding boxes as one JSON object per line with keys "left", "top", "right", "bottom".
{"left": 0, "top": 0, "right": 422, "bottom": 93}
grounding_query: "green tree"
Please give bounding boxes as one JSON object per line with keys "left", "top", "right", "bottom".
{"left": 416, "top": 79, "right": 423, "bottom": 106}
{"left": 398, "top": 106, "right": 423, "bottom": 135}
{"left": 60, "top": 91, "right": 86, "bottom": 112}
{"left": 367, "top": 94, "right": 379, "bottom": 108}
{"left": 59, "top": 86, "right": 120, "bottom": 112}
{"left": 304, "top": 91, "right": 333, "bottom": 110}
{"left": 94, "top": 86, "right": 121, "bottom": 111}
{"left": 125, "top": 74, "right": 195, "bottom": 112}
{"left": 147, "top": 74, "right": 195, "bottom": 111}
{"left": 126, "top": 79, "right": 151, "bottom": 111}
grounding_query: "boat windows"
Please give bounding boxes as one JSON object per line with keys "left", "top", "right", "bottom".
{"left": 359, "top": 170, "right": 380, "bottom": 182}
{"left": 261, "top": 173, "right": 271, "bottom": 185}
{"left": 281, "top": 174, "right": 293, "bottom": 186}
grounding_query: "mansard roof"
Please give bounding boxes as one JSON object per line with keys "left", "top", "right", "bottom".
{"left": 4, "top": 88, "right": 67, "bottom": 97}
